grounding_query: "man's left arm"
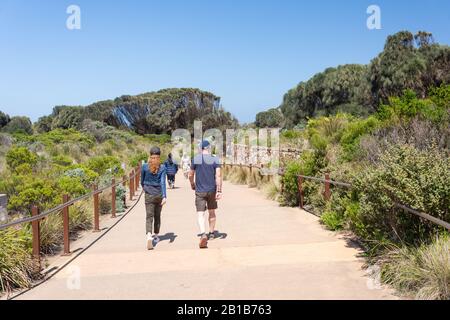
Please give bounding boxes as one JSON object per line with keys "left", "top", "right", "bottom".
{"left": 215, "top": 167, "right": 222, "bottom": 193}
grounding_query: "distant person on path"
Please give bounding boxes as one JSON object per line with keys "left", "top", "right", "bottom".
{"left": 164, "top": 153, "right": 178, "bottom": 189}
{"left": 181, "top": 153, "right": 191, "bottom": 179}
{"left": 141, "top": 147, "right": 167, "bottom": 250}
{"left": 189, "top": 140, "right": 222, "bottom": 249}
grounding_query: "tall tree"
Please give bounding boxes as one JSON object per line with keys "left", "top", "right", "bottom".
{"left": 0, "top": 111, "right": 10, "bottom": 128}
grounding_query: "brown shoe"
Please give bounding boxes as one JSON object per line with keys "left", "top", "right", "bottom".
{"left": 199, "top": 235, "right": 208, "bottom": 249}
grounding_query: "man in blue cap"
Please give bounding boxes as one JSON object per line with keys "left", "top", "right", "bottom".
{"left": 189, "top": 140, "right": 222, "bottom": 249}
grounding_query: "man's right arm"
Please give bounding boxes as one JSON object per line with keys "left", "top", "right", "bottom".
{"left": 189, "top": 169, "right": 196, "bottom": 190}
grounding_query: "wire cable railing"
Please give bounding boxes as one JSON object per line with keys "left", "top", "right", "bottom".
{"left": 0, "top": 164, "right": 143, "bottom": 266}
{"left": 226, "top": 162, "right": 450, "bottom": 231}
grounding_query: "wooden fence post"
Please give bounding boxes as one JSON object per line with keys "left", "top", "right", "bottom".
{"left": 298, "top": 176, "right": 304, "bottom": 209}
{"left": 122, "top": 175, "right": 127, "bottom": 208}
{"left": 135, "top": 166, "right": 140, "bottom": 193}
{"left": 324, "top": 173, "right": 331, "bottom": 201}
{"left": 31, "top": 206, "right": 41, "bottom": 268}
{"left": 129, "top": 171, "right": 134, "bottom": 201}
{"left": 111, "top": 178, "right": 116, "bottom": 218}
{"left": 93, "top": 184, "right": 100, "bottom": 232}
{"left": 62, "top": 194, "right": 71, "bottom": 256}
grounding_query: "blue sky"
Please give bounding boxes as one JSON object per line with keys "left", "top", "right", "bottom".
{"left": 0, "top": 0, "right": 449, "bottom": 123}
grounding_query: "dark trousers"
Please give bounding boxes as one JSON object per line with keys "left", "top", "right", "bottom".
{"left": 167, "top": 174, "right": 175, "bottom": 184}
{"left": 145, "top": 193, "right": 162, "bottom": 234}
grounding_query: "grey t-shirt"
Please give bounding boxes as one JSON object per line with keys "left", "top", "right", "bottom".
{"left": 191, "top": 154, "right": 221, "bottom": 193}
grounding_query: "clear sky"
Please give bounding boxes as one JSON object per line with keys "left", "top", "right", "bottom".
{"left": 0, "top": 0, "right": 449, "bottom": 123}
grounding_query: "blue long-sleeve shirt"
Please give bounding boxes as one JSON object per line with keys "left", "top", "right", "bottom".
{"left": 141, "top": 163, "right": 167, "bottom": 198}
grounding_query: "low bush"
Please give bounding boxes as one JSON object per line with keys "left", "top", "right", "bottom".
{"left": 87, "top": 156, "right": 123, "bottom": 176}
{"left": 340, "top": 116, "right": 380, "bottom": 160}
{"left": 352, "top": 144, "right": 449, "bottom": 246}
{"left": 6, "top": 146, "right": 38, "bottom": 171}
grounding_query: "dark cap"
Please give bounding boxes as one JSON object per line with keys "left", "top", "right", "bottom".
{"left": 150, "top": 146, "right": 161, "bottom": 155}
{"left": 201, "top": 140, "right": 210, "bottom": 149}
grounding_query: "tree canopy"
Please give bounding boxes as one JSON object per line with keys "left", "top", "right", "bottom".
{"left": 263, "top": 31, "right": 449, "bottom": 128}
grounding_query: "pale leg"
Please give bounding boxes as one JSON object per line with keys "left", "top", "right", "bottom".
{"left": 208, "top": 209, "right": 216, "bottom": 234}
{"left": 197, "top": 211, "right": 207, "bottom": 235}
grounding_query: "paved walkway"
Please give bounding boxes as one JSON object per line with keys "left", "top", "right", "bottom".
{"left": 15, "top": 173, "right": 398, "bottom": 300}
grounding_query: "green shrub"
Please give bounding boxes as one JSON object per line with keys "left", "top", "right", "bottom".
{"left": 87, "top": 156, "right": 123, "bottom": 176}
{"left": 281, "top": 129, "right": 303, "bottom": 140}
{"left": 280, "top": 161, "right": 302, "bottom": 206}
{"left": 352, "top": 144, "right": 450, "bottom": 245}
{"left": 378, "top": 88, "right": 449, "bottom": 124}
{"left": 7, "top": 178, "right": 59, "bottom": 214}
{"left": 52, "top": 155, "right": 73, "bottom": 167}
{"left": 64, "top": 166, "right": 99, "bottom": 187}
{"left": 6, "top": 146, "right": 38, "bottom": 171}
{"left": 280, "top": 151, "right": 323, "bottom": 207}
{"left": 340, "top": 116, "right": 380, "bottom": 160}
{"left": 321, "top": 209, "right": 345, "bottom": 231}
{"left": 57, "top": 176, "right": 88, "bottom": 197}
{"left": 307, "top": 114, "right": 350, "bottom": 143}
{"left": 36, "top": 129, "right": 94, "bottom": 147}
{"left": 145, "top": 134, "right": 171, "bottom": 145}
{"left": 115, "top": 184, "right": 126, "bottom": 213}
{"left": 129, "top": 151, "right": 148, "bottom": 167}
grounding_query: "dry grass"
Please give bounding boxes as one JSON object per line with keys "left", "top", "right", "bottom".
{"left": 223, "top": 165, "right": 281, "bottom": 201}
{"left": 380, "top": 235, "right": 450, "bottom": 300}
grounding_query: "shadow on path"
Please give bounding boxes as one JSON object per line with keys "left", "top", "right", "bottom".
{"left": 156, "top": 232, "right": 178, "bottom": 244}
{"left": 196, "top": 230, "right": 228, "bottom": 239}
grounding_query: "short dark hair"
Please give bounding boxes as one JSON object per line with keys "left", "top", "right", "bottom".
{"left": 150, "top": 146, "right": 161, "bottom": 155}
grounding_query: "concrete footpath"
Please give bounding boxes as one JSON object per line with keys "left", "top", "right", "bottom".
{"left": 14, "top": 173, "right": 398, "bottom": 300}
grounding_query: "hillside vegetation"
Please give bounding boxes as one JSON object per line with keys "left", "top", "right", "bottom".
{"left": 272, "top": 85, "right": 448, "bottom": 299}
{"left": 256, "top": 31, "right": 450, "bottom": 128}
{"left": 0, "top": 119, "right": 172, "bottom": 293}
{"left": 35, "top": 88, "right": 239, "bottom": 135}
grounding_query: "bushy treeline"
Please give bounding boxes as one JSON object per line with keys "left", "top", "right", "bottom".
{"left": 256, "top": 31, "right": 449, "bottom": 128}
{"left": 31, "top": 88, "right": 239, "bottom": 135}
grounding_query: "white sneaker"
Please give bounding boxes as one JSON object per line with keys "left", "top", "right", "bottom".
{"left": 146, "top": 233, "right": 153, "bottom": 250}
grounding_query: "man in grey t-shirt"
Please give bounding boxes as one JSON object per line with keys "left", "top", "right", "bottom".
{"left": 189, "top": 140, "right": 222, "bottom": 249}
